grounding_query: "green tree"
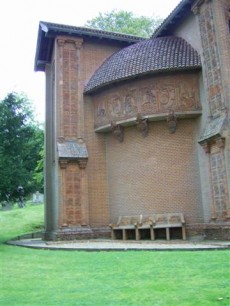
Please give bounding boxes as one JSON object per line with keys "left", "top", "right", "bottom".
{"left": 33, "top": 145, "right": 44, "bottom": 190}
{"left": 85, "top": 10, "right": 163, "bottom": 38}
{"left": 0, "top": 92, "right": 44, "bottom": 202}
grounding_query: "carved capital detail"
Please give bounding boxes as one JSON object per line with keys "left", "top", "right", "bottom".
{"left": 111, "top": 121, "right": 124, "bottom": 143}
{"left": 57, "top": 39, "right": 65, "bottom": 47}
{"left": 135, "top": 114, "right": 149, "bottom": 137}
{"left": 77, "top": 159, "right": 88, "bottom": 169}
{"left": 199, "top": 137, "right": 225, "bottom": 153}
{"left": 200, "top": 141, "right": 210, "bottom": 153}
{"left": 166, "top": 110, "right": 177, "bottom": 133}
{"left": 59, "top": 159, "right": 68, "bottom": 169}
{"left": 75, "top": 39, "right": 83, "bottom": 50}
{"left": 59, "top": 158, "right": 88, "bottom": 169}
{"left": 216, "top": 137, "right": 225, "bottom": 149}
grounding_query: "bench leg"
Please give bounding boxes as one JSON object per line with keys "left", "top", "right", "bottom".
{"left": 122, "top": 229, "right": 127, "bottom": 240}
{"left": 135, "top": 228, "right": 140, "bottom": 240}
{"left": 182, "top": 226, "right": 186, "bottom": 240}
{"left": 150, "top": 227, "right": 155, "bottom": 240}
{"left": 166, "top": 228, "right": 170, "bottom": 241}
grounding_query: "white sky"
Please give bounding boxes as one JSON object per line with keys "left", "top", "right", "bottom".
{"left": 0, "top": 0, "right": 181, "bottom": 122}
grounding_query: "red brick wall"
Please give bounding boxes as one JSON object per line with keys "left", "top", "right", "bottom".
{"left": 59, "top": 163, "right": 81, "bottom": 226}
{"left": 106, "top": 119, "right": 203, "bottom": 225}
{"left": 82, "top": 41, "right": 123, "bottom": 227}
{"left": 84, "top": 96, "right": 109, "bottom": 227}
{"left": 86, "top": 72, "right": 202, "bottom": 227}
{"left": 55, "top": 37, "right": 123, "bottom": 227}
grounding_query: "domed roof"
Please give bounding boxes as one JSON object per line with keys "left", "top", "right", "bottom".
{"left": 84, "top": 36, "right": 201, "bottom": 94}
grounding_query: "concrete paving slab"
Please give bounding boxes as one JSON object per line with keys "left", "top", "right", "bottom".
{"left": 7, "top": 238, "right": 230, "bottom": 251}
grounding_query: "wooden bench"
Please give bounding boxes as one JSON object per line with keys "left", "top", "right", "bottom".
{"left": 109, "top": 215, "right": 141, "bottom": 240}
{"left": 110, "top": 213, "right": 186, "bottom": 241}
{"left": 136, "top": 215, "right": 156, "bottom": 240}
{"left": 153, "top": 213, "right": 186, "bottom": 240}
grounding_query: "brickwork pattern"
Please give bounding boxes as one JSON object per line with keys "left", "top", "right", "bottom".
{"left": 84, "top": 97, "right": 109, "bottom": 227}
{"left": 209, "top": 142, "right": 230, "bottom": 220}
{"left": 81, "top": 42, "right": 124, "bottom": 227}
{"left": 55, "top": 38, "right": 123, "bottom": 228}
{"left": 56, "top": 38, "right": 84, "bottom": 227}
{"left": 197, "top": 1, "right": 225, "bottom": 115}
{"left": 106, "top": 119, "right": 203, "bottom": 225}
{"left": 213, "top": 0, "right": 230, "bottom": 111}
{"left": 50, "top": 4, "right": 230, "bottom": 236}
{"left": 59, "top": 164, "right": 81, "bottom": 226}
{"left": 196, "top": 0, "right": 230, "bottom": 224}
{"left": 212, "top": 0, "right": 230, "bottom": 206}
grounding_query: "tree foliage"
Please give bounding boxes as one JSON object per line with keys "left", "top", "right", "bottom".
{"left": 85, "top": 10, "right": 163, "bottom": 38}
{"left": 0, "top": 92, "right": 44, "bottom": 202}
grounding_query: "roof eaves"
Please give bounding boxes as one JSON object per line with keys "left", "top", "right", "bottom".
{"left": 34, "top": 23, "right": 55, "bottom": 72}
{"left": 152, "top": 0, "right": 194, "bottom": 38}
{"left": 34, "top": 21, "right": 144, "bottom": 72}
{"left": 40, "top": 21, "right": 145, "bottom": 43}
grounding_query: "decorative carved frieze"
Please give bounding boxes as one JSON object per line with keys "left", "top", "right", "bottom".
{"left": 124, "top": 94, "right": 138, "bottom": 116}
{"left": 94, "top": 74, "right": 200, "bottom": 129}
{"left": 111, "top": 121, "right": 124, "bottom": 143}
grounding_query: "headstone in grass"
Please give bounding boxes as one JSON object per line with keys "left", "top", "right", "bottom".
{"left": 17, "top": 186, "right": 25, "bottom": 208}
{"left": 1, "top": 201, "right": 12, "bottom": 210}
{"left": 32, "top": 191, "right": 44, "bottom": 204}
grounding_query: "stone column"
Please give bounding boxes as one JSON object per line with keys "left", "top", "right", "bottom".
{"left": 44, "top": 64, "right": 59, "bottom": 239}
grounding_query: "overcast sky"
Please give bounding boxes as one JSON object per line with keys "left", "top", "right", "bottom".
{"left": 0, "top": 0, "right": 181, "bottom": 122}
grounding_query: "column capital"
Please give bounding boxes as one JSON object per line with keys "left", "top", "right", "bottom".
{"left": 77, "top": 158, "right": 88, "bottom": 169}
{"left": 200, "top": 141, "right": 210, "bottom": 153}
{"left": 74, "top": 39, "right": 83, "bottom": 50}
{"left": 216, "top": 137, "right": 225, "bottom": 149}
{"left": 57, "top": 38, "right": 65, "bottom": 47}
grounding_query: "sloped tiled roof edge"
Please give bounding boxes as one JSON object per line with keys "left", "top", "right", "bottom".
{"left": 84, "top": 36, "right": 201, "bottom": 94}
{"left": 35, "top": 21, "right": 145, "bottom": 71}
{"left": 40, "top": 21, "right": 145, "bottom": 42}
{"left": 152, "top": 0, "right": 195, "bottom": 38}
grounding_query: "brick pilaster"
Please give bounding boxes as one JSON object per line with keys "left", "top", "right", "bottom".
{"left": 56, "top": 37, "right": 89, "bottom": 227}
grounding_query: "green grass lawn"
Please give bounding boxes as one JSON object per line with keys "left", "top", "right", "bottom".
{"left": 0, "top": 204, "right": 229, "bottom": 306}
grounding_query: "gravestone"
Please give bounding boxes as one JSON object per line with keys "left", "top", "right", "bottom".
{"left": 1, "top": 201, "right": 12, "bottom": 210}
{"left": 32, "top": 191, "right": 44, "bottom": 204}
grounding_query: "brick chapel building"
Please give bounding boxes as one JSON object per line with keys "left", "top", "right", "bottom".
{"left": 35, "top": 0, "right": 230, "bottom": 240}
